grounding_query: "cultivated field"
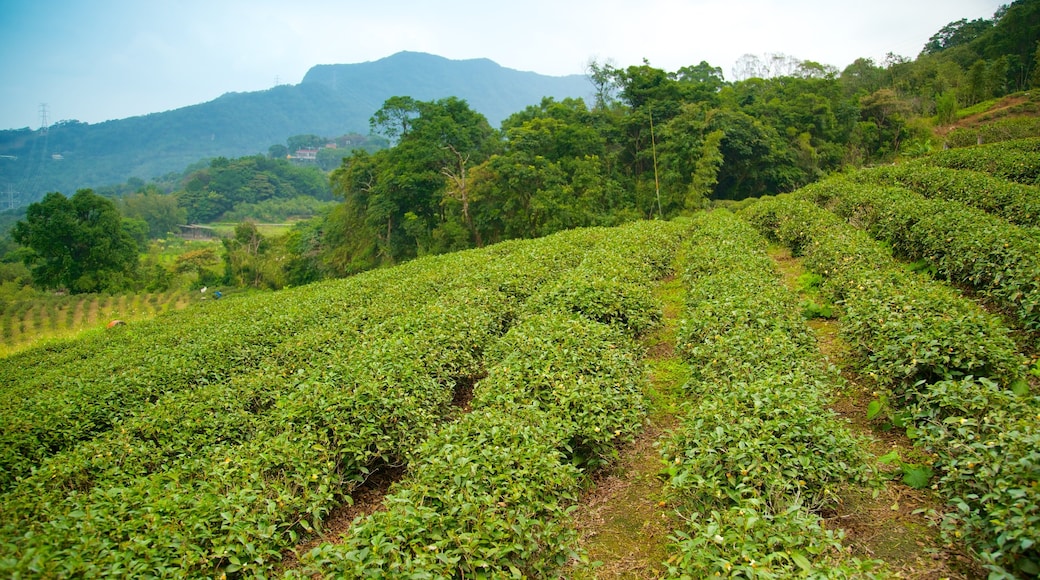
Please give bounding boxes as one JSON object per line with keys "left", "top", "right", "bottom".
{"left": 1, "top": 138, "right": 1038, "bottom": 578}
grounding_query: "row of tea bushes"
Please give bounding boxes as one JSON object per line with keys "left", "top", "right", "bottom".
{"left": 0, "top": 220, "right": 686, "bottom": 578}
{"left": 800, "top": 177, "right": 1040, "bottom": 332}
{"left": 945, "top": 116, "right": 1040, "bottom": 149}
{"left": 921, "top": 137, "right": 1040, "bottom": 186}
{"left": 741, "top": 197, "right": 1023, "bottom": 390}
{"left": 660, "top": 210, "right": 880, "bottom": 577}
{"left": 0, "top": 227, "right": 637, "bottom": 577}
{"left": 743, "top": 197, "right": 1038, "bottom": 577}
{"left": 848, "top": 163, "right": 1040, "bottom": 228}
{"left": 292, "top": 219, "right": 686, "bottom": 578}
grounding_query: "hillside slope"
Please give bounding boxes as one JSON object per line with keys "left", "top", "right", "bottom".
{"left": 0, "top": 52, "right": 590, "bottom": 204}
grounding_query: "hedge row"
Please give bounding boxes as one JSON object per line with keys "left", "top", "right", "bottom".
{"left": 2, "top": 224, "right": 670, "bottom": 577}
{"left": 945, "top": 116, "right": 1040, "bottom": 149}
{"left": 742, "top": 196, "right": 1038, "bottom": 577}
{"left": 292, "top": 219, "right": 687, "bottom": 578}
{"left": 801, "top": 177, "right": 1040, "bottom": 331}
{"left": 849, "top": 163, "right": 1040, "bottom": 228}
{"left": 921, "top": 137, "right": 1040, "bottom": 186}
{"left": 741, "top": 197, "right": 1023, "bottom": 391}
{"left": 659, "top": 210, "right": 880, "bottom": 578}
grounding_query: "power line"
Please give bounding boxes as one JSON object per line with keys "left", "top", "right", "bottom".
{"left": 39, "top": 103, "right": 49, "bottom": 134}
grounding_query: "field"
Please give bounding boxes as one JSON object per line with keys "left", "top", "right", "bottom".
{"left": 0, "top": 290, "right": 192, "bottom": 356}
{"left": 1, "top": 137, "right": 1039, "bottom": 578}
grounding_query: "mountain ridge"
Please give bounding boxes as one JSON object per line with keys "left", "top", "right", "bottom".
{"left": 0, "top": 52, "right": 592, "bottom": 205}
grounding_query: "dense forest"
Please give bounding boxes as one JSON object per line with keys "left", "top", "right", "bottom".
{"left": 2, "top": 0, "right": 1039, "bottom": 295}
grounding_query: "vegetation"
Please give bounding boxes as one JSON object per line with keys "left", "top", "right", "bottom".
{"left": 0, "top": 289, "right": 190, "bottom": 355}
{"left": 0, "top": 52, "right": 587, "bottom": 204}
{"left": 848, "top": 162, "right": 1040, "bottom": 227}
{"left": 742, "top": 193, "right": 1036, "bottom": 577}
{"left": 800, "top": 177, "right": 1040, "bottom": 331}
{"left": 661, "top": 210, "right": 880, "bottom": 577}
{"left": 2, "top": 3, "right": 1040, "bottom": 578}
{"left": 11, "top": 189, "right": 140, "bottom": 293}
{"left": 0, "top": 219, "right": 684, "bottom": 577}
{"left": 921, "top": 137, "right": 1040, "bottom": 184}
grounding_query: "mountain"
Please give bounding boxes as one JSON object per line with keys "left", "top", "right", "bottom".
{"left": 0, "top": 52, "right": 591, "bottom": 205}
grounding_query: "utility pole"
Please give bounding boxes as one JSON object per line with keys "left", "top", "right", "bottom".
{"left": 649, "top": 105, "right": 663, "bottom": 219}
{"left": 4, "top": 187, "right": 17, "bottom": 211}
{"left": 39, "top": 103, "right": 49, "bottom": 134}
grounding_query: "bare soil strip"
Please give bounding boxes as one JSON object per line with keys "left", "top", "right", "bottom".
{"left": 769, "top": 246, "right": 985, "bottom": 579}
{"left": 570, "top": 276, "right": 686, "bottom": 579}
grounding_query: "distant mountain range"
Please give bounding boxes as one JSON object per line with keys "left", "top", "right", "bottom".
{"left": 0, "top": 52, "right": 591, "bottom": 205}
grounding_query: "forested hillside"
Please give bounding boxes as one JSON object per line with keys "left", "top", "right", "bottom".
{"left": 0, "top": 52, "right": 589, "bottom": 204}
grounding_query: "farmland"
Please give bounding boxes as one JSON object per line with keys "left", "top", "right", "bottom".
{"left": 0, "top": 290, "right": 192, "bottom": 357}
{"left": 2, "top": 137, "right": 1039, "bottom": 578}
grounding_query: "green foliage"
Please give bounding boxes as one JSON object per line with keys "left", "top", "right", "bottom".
{"left": 743, "top": 193, "right": 1039, "bottom": 576}
{"left": 299, "top": 408, "right": 584, "bottom": 578}
{"left": 742, "top": 196, "right": 1022, "bottom": 389}
{"left": 661, "top": 211, "right": 879, "bottom": 577}
{"left": 178, "top": 155, "right": 331, "bottom": 223}
{"left": 11, "top": 189, "right": 139, "bottom": 293}
{"left": 803, "top": 174, "right": 1040, "bottom": 330}
{"left": 667, "top": 502, "right": 881, "bottom": 578}
{"left": 936, "top": 91, "right": 959, "bottom": 125}
{"left": 876, "top": 450, "right": 935, "bottom": 490}
{"left": 850, "top": 161, "right": 1040, "bottom": 227}
{"left": 0, "top": 289, "right": 189, "bottom": 354}
{"left": 0, "top": 218, "right": 686, "bottom": 578}
{"left": 922, "top": 136, "right": 1040, "bottom": 184}
{"left": 120, "top": 187, "right": 188, "bottom": 238}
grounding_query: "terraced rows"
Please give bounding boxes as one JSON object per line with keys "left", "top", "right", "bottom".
{"left": 659, "top": 210, "right": 880, "bottom": 577}
{"left": 743, "top": 194, "right": 1038, "bottom": 577}
{"left": 0, "top": 220, "right": 685, "bottom": 578}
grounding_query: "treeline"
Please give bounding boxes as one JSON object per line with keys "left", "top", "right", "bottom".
{"left": 6, "top": 1, "right": 1039, "bottom": 294}
{"left": 176, "top": 154, "right": 332, "bottom": 222}
{"left": 0, "top": 147, "right": 343, "bottom": 295}
{"left": 284, "top": 0, "right": 1039, "bottom": 278}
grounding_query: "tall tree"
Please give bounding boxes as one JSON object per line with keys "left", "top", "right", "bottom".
{"left": 121, "top": 186, "right": 188, "bottom": 238}
{"left": 11, "top": 189, "right": 139, "bottom": 293}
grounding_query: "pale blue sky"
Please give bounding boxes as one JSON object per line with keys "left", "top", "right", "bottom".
{"left": 0, "top": 0, "right": 1006, "bottom": 130}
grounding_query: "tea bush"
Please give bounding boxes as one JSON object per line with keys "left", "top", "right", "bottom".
{"left": 849, "top": 163, "right": 1040, "bottom": 228}
{"left": 801, "top": 178, "right": 1040, "bottom": 331}
{"left": 921, "top": 137, "right": 1040, "bottom": 186}
{"left": 743, "top": 196, "right": 1038, "bottom": 576}
{"left": 661, "top": 211, "right": 879, "bottom": 578}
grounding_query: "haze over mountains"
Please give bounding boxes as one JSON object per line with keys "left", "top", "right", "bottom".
{"left": 0, "top": 52, "right": 591, "bottom": 205}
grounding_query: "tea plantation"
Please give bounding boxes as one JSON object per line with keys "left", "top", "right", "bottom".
{"left": 1, "top": 138, "right": 1038, "bottom": 578}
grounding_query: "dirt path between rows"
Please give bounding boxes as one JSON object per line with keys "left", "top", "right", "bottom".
{"left": 569, "top": 276, "right": 686, "bottom": 579}
{"left": 769, "top": 246, "right": 984, "bottom": 579}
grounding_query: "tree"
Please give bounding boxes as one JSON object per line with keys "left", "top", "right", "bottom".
{"left": 286, "top": 134, "right": 324, "bottom": 152}
{"left": 840, "top": 58, "right": 885, "bottom": 96}
{"left": 922, "top": 18, "right": 994, "bottom": 55}
{"left": 121, "top": 187, "right": 187, "bottom": 238}
{"left": 370, "top": 96, "right": 421, "bottom": 144}
{"left": 11, "top": 189, "right": 139, "bottom": 293}
{"left": 936, "top": 90, "right": 959, "bottom": 125}
{"left": 1032, "top": 41, "right": 1040, "bottom": 87}
{"left": 222, "top": 221, "right": 283, "bottom": 289}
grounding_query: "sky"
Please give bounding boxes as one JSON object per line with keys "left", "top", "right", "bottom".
{"left": 0, "top": 0, "right": 1007, "bottom": 131}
